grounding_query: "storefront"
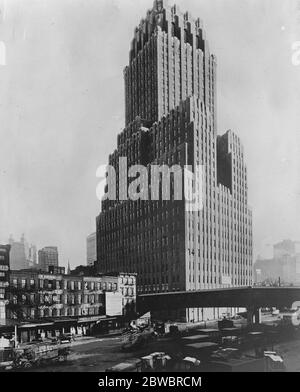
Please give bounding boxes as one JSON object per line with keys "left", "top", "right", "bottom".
{"left": 86, "top": 316, "right": 125, "bottom": 335}
{"left": 18, "top": 321, "right": 54, "bottom": 343}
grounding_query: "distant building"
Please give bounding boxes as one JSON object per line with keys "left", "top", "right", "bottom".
{"left": 8, "top": 235, "right": 37, "bottom": 270}
{"left": 27, "top": 244, "right": 37, "bottom": 269}
{"left": 254, "top": 258, "right": 280, "bottom": 285}
{"left": 254, "top": 240, "right": 300, "bottom": 286}
{"left": 86, "top": 232, "right": 97, "bottom": 267}
{"left": 9, "top": 235, "right": 27, "bottom": 270}
{"left": 273, "top": 240, "right": 295, "bottom": 259}
{"left": 38, "top": 247, "right": 59, "bottom": 272}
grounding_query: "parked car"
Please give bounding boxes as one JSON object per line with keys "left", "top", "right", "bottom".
{"left": 51, "top": 334, "right": 74, "bottom": 344}
{"left": 272, "top": 309, "right": 280, "bottom": 317}
{"left": 58, "top": 334, "right": 74, "bottom": 344}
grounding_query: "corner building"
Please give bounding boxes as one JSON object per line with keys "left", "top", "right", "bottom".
{"left": 96, "top": 1, "right": 253, "bottom": 322}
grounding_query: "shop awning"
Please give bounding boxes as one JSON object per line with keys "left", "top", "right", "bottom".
{"left": 18, "top": 322, "right": 54, "bottom": 329}
{"left": 78, "top": 316, "right": 117, "bottom": 324}
{"left": 77, "top": 316, "right": 105, "bottom": 323}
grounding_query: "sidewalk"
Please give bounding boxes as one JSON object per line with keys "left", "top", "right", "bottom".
{"left": 18, "top": 330, "right": 123, "bottom": 349}
{"left": 70, "top": 331, "right": 123, "bottom": 347}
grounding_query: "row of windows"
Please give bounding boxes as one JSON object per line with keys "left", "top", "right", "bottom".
{"left": 11, "top": 293, "right": 104, "bottom": 306}
{"left": 10, "top": 278, "right": 118, "bottom": 292}
{"left": 9, "top": 306, "right": 104, "bottom": 319}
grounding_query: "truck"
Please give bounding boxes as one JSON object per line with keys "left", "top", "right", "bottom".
{"left": 105, "top": 359, "right": 143, "bottom": 372}
{"left": 0, "top": 347, "right": 15, "bottom": 371}
{"left": 140, "top": 352, "right": 172, "bottom": 372}
{"left": 13, "top": 341, "right": 71, "bottom": 369}
{"left": 121, "top": 325, "right": 157, "bottom": 351}
{"left": 264, "top": 351, "right": 286, "bottom": 372}
{"left": 205, "top": 356, "right": 267, "bottom": 372}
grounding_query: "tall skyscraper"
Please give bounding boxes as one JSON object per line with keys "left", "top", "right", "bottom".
{"left": 9, "top": 234, "right": 28, "bottom": 270}
{"left": 8, "top": 234, "right": 38, "bottom": 270}
{"left": 254, "top": 240, "right": 300, "bottom": 285}
{"left": 273, "top": 240, "right": 296, "bottom": 259}
{"left": 96, "top": 0, "right": 253, "bottom": 321}
{"left": 27, "top": 244, "right": 37, "bottom": 268}
{"left": 86, "top": 232, "right": 97, "bottom": 267}
{"left": 38, "top": 246, "right": 59, "bottom": 272}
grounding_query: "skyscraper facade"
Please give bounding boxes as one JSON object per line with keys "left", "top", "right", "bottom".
{"left": 27, "top": 244, "right": 37, "bottom": 269}
{"left": 9, "top": 235, "right": 28, "bottom": 270}
{"left": 8, "top": 234, "right": 37, "bottom": 270}
{"left": 96, "top": 0, "right": 253, "bottom": 321}
{"left": 86, "top": 232, "right": 97, "bottom": 267}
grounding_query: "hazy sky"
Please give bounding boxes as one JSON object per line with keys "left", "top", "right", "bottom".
{"left": 0, "top": 0, "right": 299, "bottom": 268}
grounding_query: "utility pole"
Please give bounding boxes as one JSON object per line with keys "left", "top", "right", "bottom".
{"left": 14, "top": 324, "right": 18, "bottom": 347}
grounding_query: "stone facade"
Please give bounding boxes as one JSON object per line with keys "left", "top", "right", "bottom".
{"left": 96, "top": 1, "right": 252, "bottom": 321}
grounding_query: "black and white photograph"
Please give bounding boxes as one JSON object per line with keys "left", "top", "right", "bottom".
{"left": 0, "top": 0, "right": 300, "bottom": 380}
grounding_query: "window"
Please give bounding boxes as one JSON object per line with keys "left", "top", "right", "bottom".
{"left": 21, "top": 279, "right": 26, "bottom": 289}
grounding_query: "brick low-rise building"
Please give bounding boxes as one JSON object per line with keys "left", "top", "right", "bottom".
{"left": 4, "top": 268, "right": 136, "bottom": 342}
{"left": 0, "top": 244, "right": 10, "bottom": 322}
{"left": 7, "top": 269, "right": 136, "bottom": 320}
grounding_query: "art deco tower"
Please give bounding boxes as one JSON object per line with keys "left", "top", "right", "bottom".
{"left": 96, "top": 0, "right": 253, "bottom": 322}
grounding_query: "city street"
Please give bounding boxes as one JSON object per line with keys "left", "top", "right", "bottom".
{"left": 25, "top": 333, "right": 300, "bottom": 373}
{"left": 273, "top": 339, "right": 300, "bottom": 372}
{"left": 29, "top": 336, "right": 172, "bottom": 372}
